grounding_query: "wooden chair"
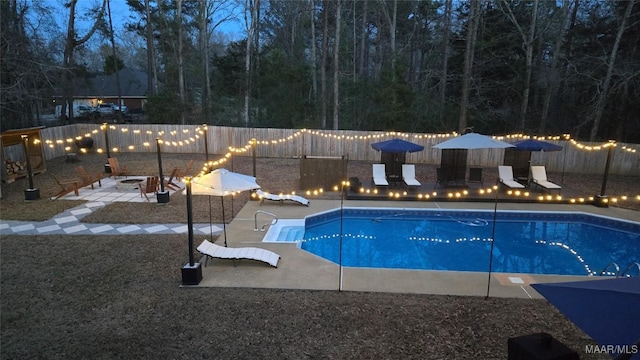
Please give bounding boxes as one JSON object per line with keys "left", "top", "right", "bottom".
{"left": 75, "top": 166, "right": 102, "bottom": 189}
{"left": 163, "top": 168, "right": 182, "bottom": 191}
{"left": 140, "top": 176, "right": 159, "bottom": 201}
{"left": 51, "top": 174, "right": 79, "bottom": 200}
{"left": 176, "top": 160, "right": 194, "bottom": 180}
{"left": 108, "top": 157, "right": 129, "bottom": 178}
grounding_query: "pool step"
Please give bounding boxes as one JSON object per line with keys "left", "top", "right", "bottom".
{"left": 280, "top": 226, "right": 305, "bottom": 241}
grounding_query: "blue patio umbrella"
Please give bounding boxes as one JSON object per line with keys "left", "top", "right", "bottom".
{"left": 371, "top": 138, "right": 424, "bottom": 153}
{"left": 511, "top": 139, "right": 563, "bottom": 152}
{"left": 532, "top": 277, "right": 640, "bottom": 359}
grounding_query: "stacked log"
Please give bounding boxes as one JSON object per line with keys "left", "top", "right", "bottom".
{"left": 5, "top": 160, "right": 26, "bottom": 176}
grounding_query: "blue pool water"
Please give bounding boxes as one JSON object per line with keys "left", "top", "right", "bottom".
{"left": 298, "top": 208, "right": 640, "bottom": 276}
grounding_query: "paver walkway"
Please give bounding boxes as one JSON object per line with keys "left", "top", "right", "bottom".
{"left": 0, "top": 177, "right": 223, "bottom": 236}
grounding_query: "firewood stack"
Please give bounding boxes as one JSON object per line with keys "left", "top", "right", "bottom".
{"left": 5, "top": 160, "right": 26, "bottom": 176}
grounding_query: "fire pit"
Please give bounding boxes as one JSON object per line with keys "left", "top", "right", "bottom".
{"left": 115, "top": 178, "right": 145, "bottom": 191}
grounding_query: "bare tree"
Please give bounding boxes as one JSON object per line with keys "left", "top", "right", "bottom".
{"left": 500, "top": 0, "right": 539, "bottom": 132}
{"left": 439, "top": 0, "right": 452, "bottom": 122}
{"left": 588, "top": 0, "right": 635, "bottom": 141}
{"left": 539, "top": 0, "right": 575, "bottom": 134}
{"left": 62, "top": 0, "right": 106, "bottom": 122}
{"left": 243, "top": 0, "right": 259, "bottom": 126}
{"left": 458, "top": 0, "right": 480, "bottom": 133}
{"left": 145, "top": 0, "right": 158, "bottom": 96}
{"left": 332, "top": 0, "right": 341, "bottom": 130}
{"left": 320, "top": 0, "right": 329, "bottom": 129}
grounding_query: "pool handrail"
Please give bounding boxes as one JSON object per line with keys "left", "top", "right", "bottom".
{"left": 599, "top": 261, "right": 620, "bottom": 277}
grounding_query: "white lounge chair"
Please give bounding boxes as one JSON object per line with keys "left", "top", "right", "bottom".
{"left": 498, "top": 166, "right": 525, "bottom": 189}
{"left": 530, "top": 166, "right": 561, "bottom": 192}
{"left": 255, "top": 189, "right": 309, "bottom": 206}
{"left": 402, "top": 164, "right": 421, "bottom": 187}
{"left": 372, "top": 164, "right": 389, "bottom": 186}
{"left": 197, "top": 239, "right": 280, "bottom": 268}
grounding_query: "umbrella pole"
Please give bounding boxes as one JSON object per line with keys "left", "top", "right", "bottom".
{"left": 485, "top": 182, "right": 500, "bottom": 299}
{"left": 221, "top": 196, "right": 227, "bottom": 247}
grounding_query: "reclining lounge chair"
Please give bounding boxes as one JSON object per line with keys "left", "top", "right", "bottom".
{"left": 530, "top": 166, "right": 561, "bottom": 193}
{"left": 498, "top": 166, "right": 525, "bottom": 189}
{"left": 197, "top": 239, "right": 280, "bottom": 268}
{"left": 401, "top": 164, "right": 421, "bottom": 188}
{"left": 255, "top": 189, "right": 309, "bottom": 206}
{"left": 372, "top": 164, "right": 389, "bottom": 186}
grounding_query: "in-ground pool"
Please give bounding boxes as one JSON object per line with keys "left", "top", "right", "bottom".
{"left": 286, "top": 208, "right": 640, "bottom": 276}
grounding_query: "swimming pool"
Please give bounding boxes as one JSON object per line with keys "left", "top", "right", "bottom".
{"left": 282, "top": 208, "right": 640, "bottom": 276}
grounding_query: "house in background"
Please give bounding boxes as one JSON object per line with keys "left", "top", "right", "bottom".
{"left": 53, "top": 68, "right": 149, "bottom": 113}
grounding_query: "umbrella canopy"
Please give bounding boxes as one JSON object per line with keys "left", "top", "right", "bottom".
{"left": 371, "top": 138, "right": 425, "bottom": 153}
{"left": 188, "top": 168, "right": 260, "bottom": 247}
{"left": 511, "top": 139, "right": 563, "bottom": 152}
{"left": 532, "top": 277, "right": 640, "bottom": 355}
{"left": 191, "top": 168, "right": 260, "bottom": 196}
{"left": 432, "top": 133, "right": 515, "bottom": 149}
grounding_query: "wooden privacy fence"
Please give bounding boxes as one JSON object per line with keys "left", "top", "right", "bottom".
{"left": 38, "top": 124, "right": 639, "bottom": 176}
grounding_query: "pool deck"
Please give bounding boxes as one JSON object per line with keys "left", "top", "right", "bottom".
{"left": 195, "top": 199, "right": 640, "bottom": 299}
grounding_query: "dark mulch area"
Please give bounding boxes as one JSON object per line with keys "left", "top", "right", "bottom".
{"left": 1, "top": 235, "right": 608, "bottom": 359}
{"left": 0, "top": 152, "right": 636, "bottom": 359}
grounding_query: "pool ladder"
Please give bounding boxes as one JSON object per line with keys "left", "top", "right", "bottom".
{"left": 598, "top": 261, "right": 640, "bottom": 278}
{"left": 254, "top": 210, "right": 278, "bottom": 231}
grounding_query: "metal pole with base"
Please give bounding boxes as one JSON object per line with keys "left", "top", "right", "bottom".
{"left": 485, "top": 184, "right": 500, "bottom": 299}
{"left": 181, "top": 177, "right": 202, "bottom": 285}
{"left": 155, "top": 138, "right": 170, "bottom": 203}
{"left": 103, "top": 123, "right": 112, "bottom": 173}
{"left": 21, "top": 135, "right": 40, "bottom": 201}
{"left": 594, "top": 141, "right": 615, "bottom": 208}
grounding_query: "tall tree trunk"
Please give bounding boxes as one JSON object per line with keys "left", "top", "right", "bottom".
{"left": 359, "top": 0, "right": 368, "bottom": 77}
{"left": 107, "top": 0, "right": 123, "bottom": 122}
{"left": 540, "top": 0, "right": 574, "bottom": 134}
{"left": 501, "top": 0, "right": 538, "bottom": 132}
{"left": 310, "top": 0, "right": 317, "bottom": 103}
{"left": 62, "top": 0, "right": 105, "bottom": 123}
{"left": 199, "top": 0, "right": 211, "bottom": 124}
{"left": 458, "top": 0, "right": 480, "bottom": 133}
{"left": 177, "top": 0, "right": 186, "bottom": 125}
{"left": 439, "top": 0, "right": 452, "bottom": 122}
{"left": 589, "top": 0, "right": 635, "bottom": 141}
{"left": 144, "top": 0, "right": 158, "bottom": 96}
{"left": 320, "top": 0, "right": 328, "bottom": 129}
{"left": 332, "top": 0, "right": 341, "bottom": 130}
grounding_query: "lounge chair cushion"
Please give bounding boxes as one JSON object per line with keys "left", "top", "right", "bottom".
{"left": 531, "top": 166, "right": 561, "bottom": 190}
{"left": 402, "top": 164, "right": 421, "bottom": 187}
{"left": 255, "top": 189, "right": 309, "bottom": 206}
{"left": 498, "top": 166, "right": 525, "bottom": 189}
{"left": 372, "top": 164, "right": 389, "bottom": 186}
{"left": 197, "top": 240, "right": 280, "bottom": 268}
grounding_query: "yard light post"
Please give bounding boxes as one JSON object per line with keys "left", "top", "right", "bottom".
{"left": 594, "top": 140, "right": 615, "bottom": 208}
{"left": 156, "top": 138, "right": 170, "bottom": 203}
{"left": 21, "top": 135, "right": 40, "bottom": 200}
{"left": 485, "top": 184, "right": 500, "bottom": 299}
{"left": 338, "top": 180, "right": 349, "bottom": 292}
{"left": 202, "top": 124, "right": 209, "bottom": 171}
{"left": 103, "top": 123, "right": 111, "bottom": 173}
{"left": 181, "top": 177, "right": 203, "bottom": 285}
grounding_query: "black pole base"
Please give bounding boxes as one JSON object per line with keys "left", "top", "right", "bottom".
{"left": 181, "top": 262, "right": 203, "bottom": 285}
{"left": 104, "top": 163, "right": 111, "bottom": 173}
{"left": 593, "top": 195, "right": 609, "bottom": 208}
{"left": 156, "top": 190, "right": 170, "bottom": 203}
{"left": 24, "top": 188, "right": 40, "bottom": 201}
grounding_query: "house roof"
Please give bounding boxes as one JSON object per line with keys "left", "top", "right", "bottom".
{"left": 57, "top": 68, "right": 149, "bottom": 98}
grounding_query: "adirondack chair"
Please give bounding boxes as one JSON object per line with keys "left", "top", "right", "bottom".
{"left": 51, "top": 174, "right": 79, "bottom": 200}
{"left": 176, "top": 160, "right": 194, "bottom": 180}
{"left": 140, "top": 176, "right": 159, "bottom": 201}
{"left": 108, "top": 157, "right": 129, "bottom": 178}
{"left": 163, "top": 168, "right": 182, "bottom": 191}
{"left": 75, "top": 166, "right": 102, "bottom": 189}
